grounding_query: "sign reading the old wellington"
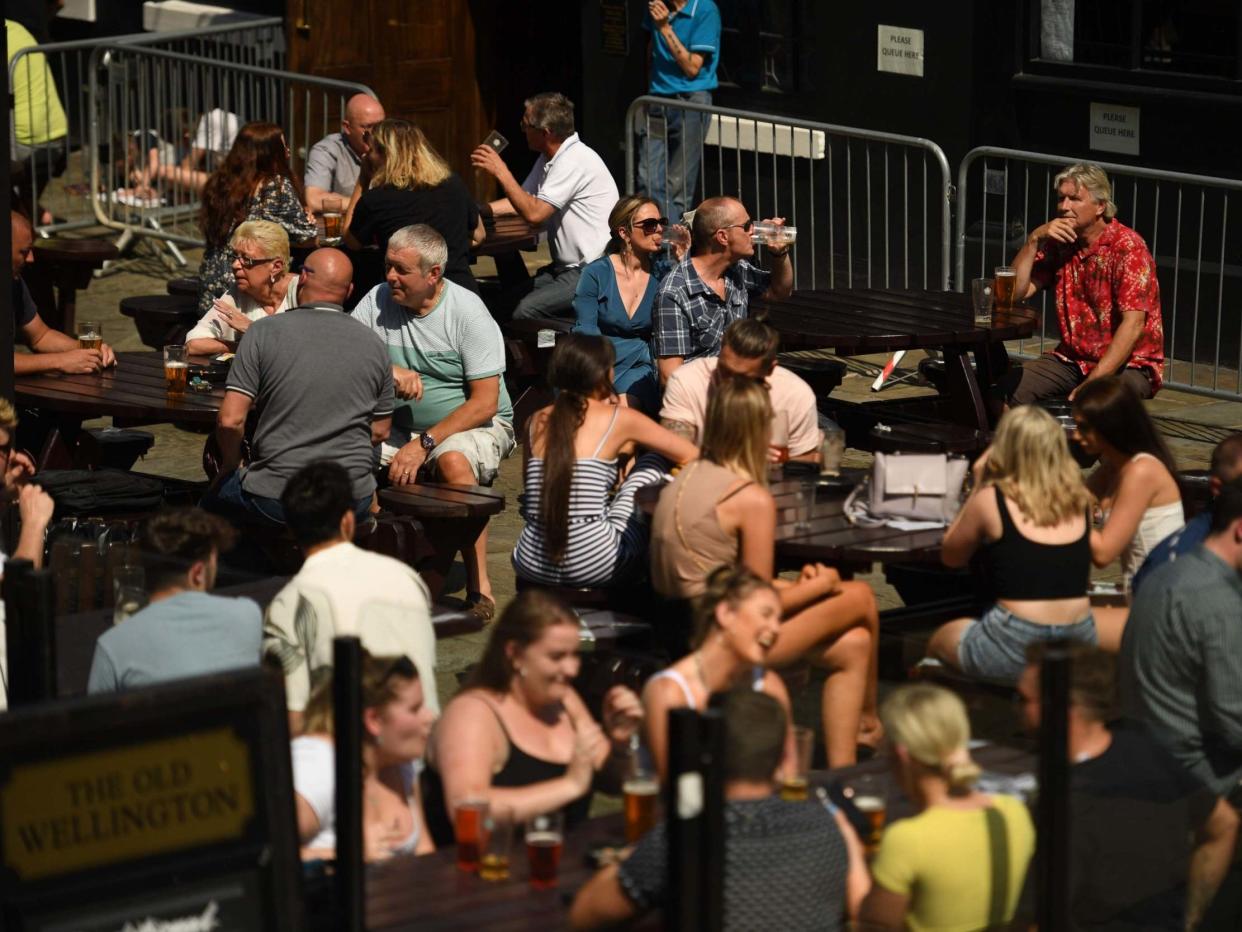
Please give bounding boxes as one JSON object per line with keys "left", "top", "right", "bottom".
{"left": 1, "top": 728, "right": 254, "bottom": 880}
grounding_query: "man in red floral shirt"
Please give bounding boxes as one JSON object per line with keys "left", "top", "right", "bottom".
{"left": 1003, "top": 163, "right": 1163, "bottom": 404}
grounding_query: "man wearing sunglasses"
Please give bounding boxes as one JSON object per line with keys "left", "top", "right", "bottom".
{"left": 652, "top": 196, "right": 792, "bottom": 384}
{"left": 471, "top": 91, "right": 618, "bottom": 323}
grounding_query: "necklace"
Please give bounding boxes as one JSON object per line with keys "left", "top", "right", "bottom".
{"left": 693, "top": 650, "right": 709, "bottom": 692}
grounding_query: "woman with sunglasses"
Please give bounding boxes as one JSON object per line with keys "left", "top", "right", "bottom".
{"left": 196, "top": 121, "right": 315, "bottom": 318}
{"left": 572, "top": 196, "right": 688, "bottom": 414}
{"left": 185, "top": 220, "right": 301, "bottom": 356}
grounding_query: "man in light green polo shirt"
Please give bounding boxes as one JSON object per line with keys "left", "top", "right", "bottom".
{"left": 352, "top": 223, "right": 515, "bottom": 620}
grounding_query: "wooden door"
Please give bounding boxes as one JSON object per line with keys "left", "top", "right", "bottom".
{"left": 286, "top": 0, "right": 492, "bottom": 197}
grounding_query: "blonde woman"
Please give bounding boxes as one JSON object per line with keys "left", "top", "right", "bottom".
{"left": 343, "top": 118, "right": 485, "bottom": 292}
{"left": 650, "top": 376, "right": 881, "bottom": 767}
{"left": 186, "top": 220, "right": 299, "bottom": 355}
{"left": 927, "top": 405, "right": 1096, "bottom": 684}
{"left": 859, "top": 684, "right": 1035, "bottom": 930}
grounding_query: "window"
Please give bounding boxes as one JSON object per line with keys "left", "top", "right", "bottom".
{"left": 717, "top": 0, "right": 798, "bottom": 95}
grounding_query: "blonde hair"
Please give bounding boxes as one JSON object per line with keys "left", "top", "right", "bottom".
{"left": 983, "top": 405, "right": 1091, "bottom": 526}
{"left": 230, "top": 219, "right": 291, "bottom": 266}
{"left": 1053, "top": 163, "right": 1117, "bottom": 220}
{"left": 0, "top": 398, "right": 17, "bottom": 431}
{"left": 369, "top": 119, "right": 452, "bottom": 190}
{"left": 882, "top": 684, "right": 981, "bottom": 794}
{"left": 701, "top": 375, "right": 771, "bottom": 487}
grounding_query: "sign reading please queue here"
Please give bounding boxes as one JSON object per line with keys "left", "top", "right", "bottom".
{"left": 1, "top": 728, "right": 254, "bottom": 880}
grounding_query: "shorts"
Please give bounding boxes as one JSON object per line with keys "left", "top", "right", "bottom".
{"left": 381, "top": 419, "right": 515, "bottom": 486}
{"left": 1000, "top": 354, "right": 1156, "bottom": 405}
{"left": 957, "top": 604, "right": 1097, "bottom": 685}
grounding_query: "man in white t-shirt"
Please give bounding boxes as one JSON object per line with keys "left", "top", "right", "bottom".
{"left": 471, "top": 91, "right": 619, "bottom": 322}
{"left": 660, "top": 317, "right": 821, "bottom": 462}
{"left": 264, "top": 461, "right": 437, "bottom": 734}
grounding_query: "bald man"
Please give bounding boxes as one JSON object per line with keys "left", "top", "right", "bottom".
{"left": 207, "top": 248, "right": 394, "bottom": 525}
{"left": 304, "top": 93, "right": 386, "bottom": 213}
{"left": 11, "top": 210, "right": 117, "bottom": 375}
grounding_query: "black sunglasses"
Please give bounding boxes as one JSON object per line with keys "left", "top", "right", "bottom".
{"left": 228, "top": 251, "right": 278, "bottom": 270}
{"left": 633, "top": 217, "right": 669, "bottom": 234}
{"left": 718, "top": 218, "right": 755, "bottom": 234}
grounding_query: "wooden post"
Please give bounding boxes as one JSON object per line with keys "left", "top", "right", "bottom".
{"left": 332, "top": 636, "right": 364, "bottom": 932}
{"left": 2, "top": 560, "right": 57, "bottom": 704}
{"left": 1036, "top": 640, "right": 1071, "bottom": 930}
{"left": 665, "top": 707, "right": 725, "bottom": 932}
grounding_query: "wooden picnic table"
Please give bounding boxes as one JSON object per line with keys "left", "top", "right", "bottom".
{"left": 636, "top": 470, "right": 944, "bottom": 575}
{"left": 755, "top": 289, "right": 1039, "bottom": 431}
{"left": 362, "top": 742, "right": 1033, "bottom": 930}
{"left": 14, "top": 349, "right": 224, "bottom": 428}
{"left": 379, "top": 482, "right": 506, "bottom": 598}
{"left": 22, "top": 237, "right": 120, "bottom": 334}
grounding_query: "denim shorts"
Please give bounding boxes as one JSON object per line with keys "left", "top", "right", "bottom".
{"left": 957, "top": 604, "right": 1097, "bottom": 685}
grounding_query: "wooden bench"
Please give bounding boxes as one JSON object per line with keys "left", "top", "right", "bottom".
{"left": 119, "top": 294, "right": 200, "bottom": 350}
{"left": 823, "top": 395, "right": 991, "bottom": 457}
{"left": 378, "top": 482, "right": 505, "bottom": 599}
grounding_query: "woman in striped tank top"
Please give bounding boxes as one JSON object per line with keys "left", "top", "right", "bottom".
{"left": 513, "top": 334, "right": 698, "bottom": 588}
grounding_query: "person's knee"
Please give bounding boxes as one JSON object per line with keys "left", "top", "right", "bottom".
{"left": 832, "top": 625, "right": 872, "bottom": 667}
{"left": 433, "top": 451, "right": 478, "bottom": 484}
{"left": 840, "top": 580, "right": 878, "bottom": 622}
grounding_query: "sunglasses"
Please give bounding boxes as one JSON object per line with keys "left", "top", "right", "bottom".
{"left": 633, "top": 217, "right": 670, "bottom": 234}
{"left": 718, "top": 218, "right": 755, "bottom": 234}
{"left": 228, "top": 251, "right": 277, "bottom": 270}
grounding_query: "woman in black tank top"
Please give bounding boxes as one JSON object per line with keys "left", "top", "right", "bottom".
{"left": 426, "top": 590, "right": 643, "bottom": 845}
{"left": 925, "top": 406, "right": 1097, "bottom": 685}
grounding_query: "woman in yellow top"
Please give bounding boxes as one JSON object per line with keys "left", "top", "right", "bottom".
{"left": 859, "top": 684, "right": 1034, "bottom": 931}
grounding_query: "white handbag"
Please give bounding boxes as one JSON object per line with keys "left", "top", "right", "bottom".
{"left": 865, "top": 452, "right": 969, "bottom": 524}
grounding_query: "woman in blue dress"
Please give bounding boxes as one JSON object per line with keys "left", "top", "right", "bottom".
{"left": 573, "top": 195, "right": 685, "bottom": 414}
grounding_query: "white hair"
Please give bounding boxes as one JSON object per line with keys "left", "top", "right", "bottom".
{"left": 388, "top": 223, "right": 448, "bottom": 273}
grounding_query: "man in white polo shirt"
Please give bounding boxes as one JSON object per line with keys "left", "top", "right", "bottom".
{"left": 471, "top": 91, "right": 619, "bottom": 322}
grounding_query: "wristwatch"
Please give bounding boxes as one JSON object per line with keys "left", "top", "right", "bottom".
{"left": 419, "top": 433, "right": 437, "bottom": 453}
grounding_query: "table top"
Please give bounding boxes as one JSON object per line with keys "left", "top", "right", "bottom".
{"left": 636, "top": 471, "right": 944, "bottom": 568}
{"left": 475, "top": 215, "right": 540, "bottom": 258}
{"left": 14, "top": 350, "right": 224, "bottom": 426}
{"left": 31, "top": 237, "right": 119, "bottom": 265}
{"left": 364, "top": 743, "right": 1034, "bottom": 930}
{"left": 379, "top": 482, "right": 507, "bottom": 520}
{"left": 753, "top": 288, "right": 1038, "bottom": 353}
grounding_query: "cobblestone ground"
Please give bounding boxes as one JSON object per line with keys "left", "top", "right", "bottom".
{"left": 46, "top": 228, "right": 1227, "bottom": 745}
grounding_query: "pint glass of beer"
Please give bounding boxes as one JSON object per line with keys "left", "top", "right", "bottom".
{"left": 77, "top": 320, "right": 102, "bottom": 351}
{"left": 322, "top": 195, "right": 344, "bottom": 243}
{"left": 524, "top": 811, "right": 564, "bottom": 890}
{"left": 848, "top": 774, "right": 887, "bottom": 857}
{"left": 455, "top": 799, "right": 489, "bottom": 872}
{"left": 993, "top": 266, "right": 1018, "bottom": 309}
{"left": 479, "top": 810, "right": 512, "bottom": 882}
{"left": 164, "top": 344, "right": 188, "bottom": 395}
{"left": 780, "top": 726, "right": 814, "bottom": 801}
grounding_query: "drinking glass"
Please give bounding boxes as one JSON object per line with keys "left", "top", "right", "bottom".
{"left": 77, "top": 320, "right": 102, "bottom": 351}
{"left": 847, "top": 774, "right": 887, "bottom": 856}
{"left": 164, "top": 344, "right": 188, "bottom": 395}
{"left": 794, "top": 479, "right": 815, "bottom": 531}
{"left": 750, "top": 221, "right": 797, "bottom": 246}
{"left": 993, "top": 265, "right": 1017, "bottom": 309}
{"left": 780, "top": 726, "right": 814, "bottom": 801}
{"left": 321, "top": 195, "right": 343, "bottom": 243}
{"left": 113, "top": 564, "right": 147, "bottom": 625}
{"left": 663, "top": 223, "right": 691, "bottom": 255}
{"left": 524, "top": 811, "right": 564, "bottom": 889}
{"left": 971, "top": 277, "right": 994, "bottom": 326}
{"left": 454, "top": 799, "right": 488, "bottom": 872}
{"left": 479, "top": 810, "right": 512, "bottom": 882}
{"left": 769, "top": 409, "right": 791, "bottom": 471}
{"left": 820, "top": 425, "right": 845, "bottom": 477}
{"left": 623, "top": 741, "right": 659, "bottom": 843}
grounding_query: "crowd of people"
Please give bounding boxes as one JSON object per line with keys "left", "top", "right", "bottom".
{"left": 7, "top": 9, "right": 1242, "bottom": 921}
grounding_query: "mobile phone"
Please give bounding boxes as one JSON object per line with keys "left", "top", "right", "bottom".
{"left": 483, "top": 130, "right": 509, "bottom": 154}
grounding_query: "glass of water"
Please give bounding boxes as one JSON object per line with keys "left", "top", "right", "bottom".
{"left": 113, "top": 564, "right": 147, "bottom": 625}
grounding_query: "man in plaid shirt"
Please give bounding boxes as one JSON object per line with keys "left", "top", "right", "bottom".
{"left": 652, "top": 196, "right": 793, "bottom": 385}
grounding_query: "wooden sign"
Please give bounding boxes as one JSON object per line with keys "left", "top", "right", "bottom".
{"left": 601, "top": 0, "right": 630, "bottom": 56}
{"left": 0, "top": 670, "right": 302, "bottom": 931}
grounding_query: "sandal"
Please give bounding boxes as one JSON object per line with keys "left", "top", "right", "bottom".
{"left": 465, "top": 593, "right": 496, "bottom": 623}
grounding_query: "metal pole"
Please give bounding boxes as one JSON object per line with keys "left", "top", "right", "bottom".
{"left": 333, "top": 636, "right": 364, "bottom": 932}
{"left": 1036, "top": 640, "right": 1071, "bottom": 931}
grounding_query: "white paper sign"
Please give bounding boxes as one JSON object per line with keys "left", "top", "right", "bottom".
{"left": 1089, "top": 102, "right": 1140, "bottom": 156}
{"left": 877, "top": 25, "right": 925, "bottom": 77}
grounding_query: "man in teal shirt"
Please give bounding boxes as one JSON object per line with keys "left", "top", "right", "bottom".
{"left": 352, "top": 223, "right": 515, "bottom": 620}
{"left": 639, "top": 0, "right": 722, "bottom": 222}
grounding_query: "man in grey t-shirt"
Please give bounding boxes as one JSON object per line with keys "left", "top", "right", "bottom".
{"left": 206, "top": 248, "right": 395, "bottom": 525}
{"left": 303, "top": 94, "right": 384, "bottom": 213}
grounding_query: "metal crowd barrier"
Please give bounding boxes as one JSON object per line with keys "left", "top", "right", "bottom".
{"left": 956, "top": 147, "right": 1242, "bottom": 400}
{"left": 84, "top": 44, "right": 373, "bottom": 254}
{"left": 8, "top": 18, "right": 285, "bottom": 239}
{"left": 624, "top": 95, "right": 955, "bottom": 292}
